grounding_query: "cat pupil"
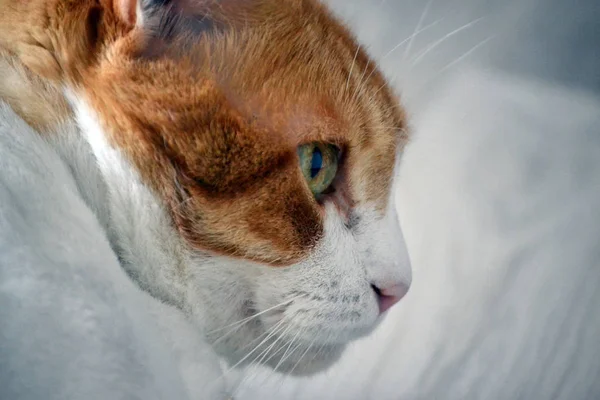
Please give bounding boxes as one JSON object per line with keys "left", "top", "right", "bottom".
{"left": 310, "top": 147, "right": 323, "bottom": 178}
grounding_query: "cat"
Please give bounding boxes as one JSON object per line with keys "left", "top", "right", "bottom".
{"left": 0, "top": 0, "right": 411, "bottom": 385}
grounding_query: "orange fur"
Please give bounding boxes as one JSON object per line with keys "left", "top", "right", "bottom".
{"left": 0, "top": 50, "right": 71, "bottom": 132}
{"left": 0, "top": 0, "right": 408, "bottom": 266}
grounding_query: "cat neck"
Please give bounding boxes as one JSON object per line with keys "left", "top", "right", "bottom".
{"left": 49, "top": 93, "right": 190, "bottom": 310}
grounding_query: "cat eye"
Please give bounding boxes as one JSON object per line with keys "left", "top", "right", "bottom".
{"left": 297, "top": 143, "right": 339, "bottom": 196}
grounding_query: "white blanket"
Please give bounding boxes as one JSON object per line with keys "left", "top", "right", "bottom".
{"left": 0, "top": 104, "right": 226, "bottom": 400}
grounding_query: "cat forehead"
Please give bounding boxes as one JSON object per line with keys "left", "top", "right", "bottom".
{"left": 90, "top": 60, "right": 403, "bottom": 198}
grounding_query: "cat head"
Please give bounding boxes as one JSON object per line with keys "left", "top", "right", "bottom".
{"left": 17, "top": 0, "right": 412, "bottom": 375}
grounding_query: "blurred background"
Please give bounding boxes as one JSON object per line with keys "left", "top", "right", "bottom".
{"left": 233, "top": 0, "right": 600, "bottom": 398}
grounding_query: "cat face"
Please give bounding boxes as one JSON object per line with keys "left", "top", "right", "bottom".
{"left": 40, "top": 0, "right": 412, "bottom": 374}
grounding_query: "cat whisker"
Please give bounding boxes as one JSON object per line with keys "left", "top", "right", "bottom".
{"left": 210, "top": 319, "right": 287, "bottom": 391}
{"left": 245, "top": 325, "right": 295, "bottom": 383}
{"left": 408, "top": 35, "right": 496, "bottom": 100}
{"left": 434, "top": 35, "right": 496, "bottom": 76}
{"left": 351, "top": 58, "right": 371, "bottom": 102}
{"left": 345, "top": 45, "right": 362, "bottom": 95}
{"left": 272, "top": 328, "right": 304, "bottom": 374}
{"left": 257, "top": 325, "right": 297, "bottom": 369}
{"left": 410, "top": 16, "right": 486, "bottom": 67}
{"left": 346, "top": 0, "right": 394, "bottom": 101}
{"left": 366, "top": 16, "right": 485, "bottom": 106}
{"left": 227, "top": 315, "right": 290, "bottom": 358}
{"left": 249, "top": 327, "right": 306, "bottom": 392}
{"left": 206, "top": 319, "right": 290, "bottom": 394}
{"left": 384, "top": 17, "right": 444, "bottom": 62}
{"left": 287, "top": 335, "right": 317, "bottom": 376}
{"left": 232, "top": 321, "right": 296, "bottom": 397}
{"left": 403, "top": 0, "right": 436, "bottom": 61}
{"left": 351, "top": 17, "right": 443, "bottom": 103}
{"left": 219, "top": 317, "right": 290, "bottom": 378}
{"left": 309, "top": 338, "right": 330, "bottom": 364}
{"left": 367, "top": 80, "right": 397, "bottom": 104}
{"left": 208, "top": 294, "right": 303, "bottom": 337}
{"left": 344, "top": 0, "right": 390, "bottom": 101}
{"left": 252, "top": 323, "right": 294, "bottom": 368}
{"left": 206, "top": 296, "right": 301, "bottom": 356}
{"left": 268, "top": 333, "right": 308, "bottom": 394}
{"left": 367, "top": 15, "right": 487, "bottom": 106}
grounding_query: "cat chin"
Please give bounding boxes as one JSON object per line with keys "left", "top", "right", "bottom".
{"left": 218, "top": 338, "right": 346, "bottom": 377}
{"left": 261, "top": 343, "right": 346, "bottom": 376}
{"left": 202, "top": 315, "right": 348, "bottom": 377}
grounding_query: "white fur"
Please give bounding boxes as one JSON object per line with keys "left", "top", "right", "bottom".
{"left": 68, "top": 90, "right": 189, "bottom": 309}
{"left": 0, "top": 102, "right": 228, "bottom": 400}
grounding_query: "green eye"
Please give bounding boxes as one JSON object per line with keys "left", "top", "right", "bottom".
{"left": 297, "top": 143, "right": 339, "bottom": 196}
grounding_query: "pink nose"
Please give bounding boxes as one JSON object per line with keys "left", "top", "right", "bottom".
{"left": 373, "top": 283, "right": 410, "bottom": 314}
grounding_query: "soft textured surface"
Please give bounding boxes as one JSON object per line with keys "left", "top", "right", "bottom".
{"left": 0, "top": 104, "right": 226, "bottom": 400}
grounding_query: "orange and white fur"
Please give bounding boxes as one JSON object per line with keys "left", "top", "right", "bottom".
{"left": 0, "top": 0, "right": 411, "bottom": 394}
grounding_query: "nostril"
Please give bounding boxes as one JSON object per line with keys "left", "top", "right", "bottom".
{"left": 371, "top": 284, "right": 383, "bottom": 297}
{"left": 371, "top": 283, "right": 410, "bottom": 314}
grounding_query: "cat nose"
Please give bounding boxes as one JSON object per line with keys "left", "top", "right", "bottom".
{"left": 371, "top": 282, "right": 410, "bottom": 314}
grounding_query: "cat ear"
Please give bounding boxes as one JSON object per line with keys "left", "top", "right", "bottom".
{"left": 111, "top": 0, "right": 144, "bottom": 29}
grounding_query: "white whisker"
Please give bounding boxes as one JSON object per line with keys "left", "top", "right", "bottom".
{"left": 345, "top": 45, "right": 362, "bottom": 94}
{"left": 410, "top": 35, "right": 496, "bottom": 99}
{"left": 410, "top": 17, "right": 485, "bottom": 67}
{"left": 220, "top": 318, "right": 288, "bottom": 376}
{"left": 288, "top": 336, "right": 318, "bottom": 376}
{"left": 383, "top": 17, "right": 445, "bottom": 62}
{"left": 208, "top": 294, "right": 302, "bottom": 336}
{"left": 348, "top": 0, "right": 394, "bottom": 101}
{"left": 232, "top": 322, "right": 295, "bottom": 396}
{"left": 253, "top": 324, "right": 294, "bottom": 368}
{"left": 272, "top": 328, "right": 303, "bottom": 374}
{"left": 403, "top": 0, "right": 436, "bottom": 61}
{"left": 351, "top": 17, "right": 444, "bottom": 103}
{"left": 351, "top": 58, "right": 372, "bottom": 102}
{"left": 436, "top": 35, "right": 496, "bottom": 75}
{"left": 206, "top": 318, "right": 289, "bottom": 394}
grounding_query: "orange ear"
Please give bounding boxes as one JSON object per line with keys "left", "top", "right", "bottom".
{"left": 112, "top": 0, "right": 140, "bottom": 28}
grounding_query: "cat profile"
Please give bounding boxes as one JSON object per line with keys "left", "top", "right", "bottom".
{"left": 0, "top": 0, "right": 411, "bottom": 380}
